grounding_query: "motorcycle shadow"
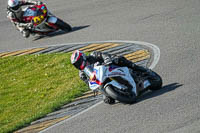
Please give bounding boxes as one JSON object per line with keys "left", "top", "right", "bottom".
{"left": 136, "top": 83, "right": 183, "bottom": 103}
{"left": 32, "top": 25, "right": 90, "bottom": 41}
{"left": 108, "top": 83, "right": 183, "bottom": 105}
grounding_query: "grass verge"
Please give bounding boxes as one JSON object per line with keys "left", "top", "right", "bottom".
{"left": 0, "top": 53, "right": 88, "bottom": 133}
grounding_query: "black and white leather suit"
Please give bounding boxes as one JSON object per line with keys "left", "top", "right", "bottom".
{"left": 79, "top": 51, "right": 146, "bottom": 84}
{"left": 7, "top": 0, "right": 41, "bottom": 37}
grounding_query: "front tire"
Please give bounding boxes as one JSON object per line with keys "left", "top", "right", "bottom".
{"left": 56, "top": 18, "right": 72, "bottom": 32}
{"left": 105, "top": 85, "right": 136, "bottom": 104}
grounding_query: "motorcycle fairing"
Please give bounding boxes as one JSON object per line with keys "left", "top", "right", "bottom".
{"left": 22, "top": 4, "right": 59, "bottom": 33}
{"left": 88, "top": 67, "right": 103, "bottom": 91}
{"left": 47, "top": 16, "right": 57, "bottom": 24}
{"left": 105, "top": 66, "right": 137, "bottom": 96}
{"left": 143, "top": 80, "right": 151, "bottom": 88}
{"left": 108, "top": 65, "right": 119, "bottom": 72}
{"left": 87, "top": 65, "right": 137, "bottom": 96}
{"left": 23, "top": 4, "right": 47, "bottom": 25}
{"left": 89, "top": 79, "right": 102, "bottom": 91}
{"left": 33, "top": 16, "right": 58, "bottom": 33}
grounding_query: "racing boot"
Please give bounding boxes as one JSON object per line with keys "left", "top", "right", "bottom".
{"left": 133, "top": 65, "right": 148, "bottom": 73}
{"left": 123, "top": 58, "right": 150, "bottom": 74}
{"left": 116, "top": 56, "right": 144, "bottom": 72}
{"left": 103, "top": 95, "right": 115, "bottom": 104}
{"left": 22, "top": 30, "right": 30, "bottom": 38}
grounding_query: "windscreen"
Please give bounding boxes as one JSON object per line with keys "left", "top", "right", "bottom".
{"left": 23, "top": 8, "right": 37, "bottom": 17}
{"left": 23, "top": 8, "right": 44, "bottom": 17}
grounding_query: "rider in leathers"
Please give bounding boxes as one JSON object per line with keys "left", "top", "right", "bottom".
{"left": 7, "top": 0, "right": 42, "bottom": 38}
{"left": 71, "top": 50, "right": 148, "bottom": 104}
{"left": 80, "top": 51, "right": 147, "bottom": 83}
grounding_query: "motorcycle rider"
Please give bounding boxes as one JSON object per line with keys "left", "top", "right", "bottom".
{"left": 71, "top": 50, "right": 149, "bottom": 104}
{"left": 7, "top": 0, "right": 42, "bottom": 38}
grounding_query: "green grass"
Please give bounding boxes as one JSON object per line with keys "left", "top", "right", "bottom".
{"left": 0, "top": 53, "right": 88, "bottom": 133}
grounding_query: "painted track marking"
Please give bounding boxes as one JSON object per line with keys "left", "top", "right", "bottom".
{"left": 2, "top": 40, "right": 160, "bottom": 133}
{"left": 39, "top": 40, "right": 160, "bottom": 133}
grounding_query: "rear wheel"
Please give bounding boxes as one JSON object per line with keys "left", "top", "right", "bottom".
{"left": 56, "top": 18, "right": 72, "bottom": 32}
{"left": 148, "top": 71, "right": 162, "bottom": 91}
{"left": 105, "top": 85, "right": 136, "bottom": 104}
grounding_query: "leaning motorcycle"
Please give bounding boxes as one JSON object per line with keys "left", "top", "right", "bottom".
{"left": 84, "top": 63, "right": 162, "bottom": 104}
{"left": 22, "top": 3, "right": 72, "bottom": 35}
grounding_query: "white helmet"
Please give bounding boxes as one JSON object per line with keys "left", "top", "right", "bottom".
{"left": 8, "top": 0, "right": 21, "bottom": 12}
{"left": 71, "top": 50, "right": 87, "bottom": 70}
{"left": 8, "top": 0, "right": 19, "bottom": 8}
{"left": 8, "top": 0, "right": 23, "bottom": 18}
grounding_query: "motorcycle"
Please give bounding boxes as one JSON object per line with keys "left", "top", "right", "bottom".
{"left": 22, "top": 3, "right": 72, "bottom": 36}
{"left": 84, "top": 63, "right": 162, "bottom": 104}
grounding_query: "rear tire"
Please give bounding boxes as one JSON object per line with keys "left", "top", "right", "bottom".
{"left": 56, "top": 18, "right": 72, "bottom": 32}
{"left": 148, "top": 71, "right": 162, "bottom": 91}
{"left": 105, "top": 85, "right": 136, "bottom": 104}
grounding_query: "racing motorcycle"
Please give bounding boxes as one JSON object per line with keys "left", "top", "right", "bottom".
{"left": 22, "top": 3, "right": 72, "bottom": 36}
{"left": 84, "top": 63, "right": 162, "bottom": 104}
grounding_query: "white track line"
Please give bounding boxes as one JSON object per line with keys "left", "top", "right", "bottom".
{"left": 39, "top": 40, "right": 160, "bottom": 133}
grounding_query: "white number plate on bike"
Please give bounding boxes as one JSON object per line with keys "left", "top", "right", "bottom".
{"left": 144, "top": 80, "right": 151, "bottom": 88}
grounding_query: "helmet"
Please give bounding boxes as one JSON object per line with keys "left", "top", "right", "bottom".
{"left": 71, "top": 50, "right": 87, "bottom": 70}
{"left": 8, "top": 0, "right": 23, "bottom": 19}
{"left": 8, "top": 0, "right": 22, "bottom": 13}
{"left": 8, "top": 0, "right": 19, "bottom": 7}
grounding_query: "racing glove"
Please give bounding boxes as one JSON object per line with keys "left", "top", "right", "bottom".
{"left": 34, "top": 1, "right": 43, "bottom": 5}
{"left": 16, "top": 23, "right": 33, "bottom": 29}
{"left": 104, "top": 58, "right": 112, "bottom": 65}
{"left": 25, "top": 23, "right": 33, "bottom": 29}
{"left": 104, "top": 56, "right": 120, "bottom": 66}
{"left": 79, "top": 71, "right": 88, "bottom": 83}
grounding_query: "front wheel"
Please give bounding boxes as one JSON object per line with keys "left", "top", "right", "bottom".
{"left": 105, "top": 85, "right": 136, "bottom": 104}
{"left": 56, "top": 18, "right": 72, "bottom": 32}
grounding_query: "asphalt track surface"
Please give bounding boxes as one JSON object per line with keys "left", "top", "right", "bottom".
{"left": 1, "top": 0, "right": 200, "bottom": 133}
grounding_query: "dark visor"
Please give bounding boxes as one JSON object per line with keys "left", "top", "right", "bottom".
{"left": 73, "top": 57, "right": 85, "bottom": 70}
{"left": 11, "top": 5, "right": 20, "bottom": 11}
